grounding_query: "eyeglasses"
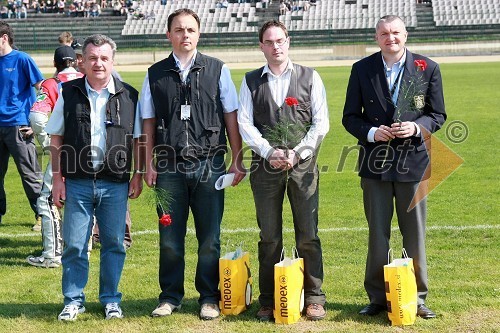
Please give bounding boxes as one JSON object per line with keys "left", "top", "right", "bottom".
{"left": 262, "top": 38, "right": 288, "bottom": 47}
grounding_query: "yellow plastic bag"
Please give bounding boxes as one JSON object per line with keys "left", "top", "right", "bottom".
{"left": 219, "top": 248, "right": 252, "bottom": 315}
{"left": 384, "top": 248, "right": 418, "bottom": 326}
{"left": 274, "top": 247, "right": 304, "bottom": 324}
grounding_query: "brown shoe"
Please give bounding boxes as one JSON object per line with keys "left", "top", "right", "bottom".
{"left": 305, "top": 303, "right": 326, "bottom": 320}
{"left": 256, "top": 306, "right": 273, "bottom": 321}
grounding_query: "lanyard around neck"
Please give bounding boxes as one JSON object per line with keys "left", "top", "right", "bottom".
{"left": 389, "top": 67, "right": 404, "bottom": 99}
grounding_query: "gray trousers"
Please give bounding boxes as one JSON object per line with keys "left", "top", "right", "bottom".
{"left": 250, "top": 156, "right": 326, "bottom": 307}
{"left": 0, "top": 126, "right": 42, "bottom": 217}
{"left": 38, "top": 162, "right": 63, "bottom": 259}
{"left": 361, "top": 177, "right": 429, "bottom": 306}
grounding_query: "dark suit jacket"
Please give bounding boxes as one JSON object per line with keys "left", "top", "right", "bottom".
{"left": 342, "top": 50, "right": 446, "bottom": 182}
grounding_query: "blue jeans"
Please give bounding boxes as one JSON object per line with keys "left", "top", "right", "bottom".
{"left": 61, "top": 178, "right": 128, "bottom": 307}
{"left": 156, "top": 155, "right": 225, "bottom": 306}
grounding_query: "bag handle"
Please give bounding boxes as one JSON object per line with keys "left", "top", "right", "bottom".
{"left": 402, "top": 248, "right": 409, "bottom": 259}
{"left": 292, "top": 246, "right": 300, "bottom": 260}
{"left": 280, "top": 247, "right": 286, "bottom": 261}
{"left": 387, "top": 248, "right": 393, "bottom": 265}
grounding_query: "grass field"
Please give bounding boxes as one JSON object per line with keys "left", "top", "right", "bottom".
{"left": 0, "top": 62, "right": 498, "bottom": 333}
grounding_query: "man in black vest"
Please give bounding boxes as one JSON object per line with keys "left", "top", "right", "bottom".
{"left": 46, "top": 34, "right": 143, "bottom": 321}
{"left": 140, "top": 9, "right": 246, "bottom": 320}
{"left": 238, "top": 20, "right": 329, "bottom": 321}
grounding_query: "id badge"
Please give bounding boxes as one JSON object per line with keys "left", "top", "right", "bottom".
{"left": 181, "top": 104, "right": 191, "bottom": 120}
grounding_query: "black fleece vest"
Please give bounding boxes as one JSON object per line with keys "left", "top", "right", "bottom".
{"left": 60, "top": 77, "right": 138, "bottom": 182}
{"left": 148, "top": 52, "right": 227, "bottom": 161}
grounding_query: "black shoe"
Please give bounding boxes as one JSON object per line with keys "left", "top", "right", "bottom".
{"left": 359, "top": 303, "right": 387, "bottom": 316}
{"left": 256, "top": 306, "right": 273, "bottom": 321}
{"left": 417, "top": 304, "right": 436, "bottom": 319}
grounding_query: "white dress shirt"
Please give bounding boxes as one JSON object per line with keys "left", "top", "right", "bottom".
{"left": 238, "top": 59, "right": 329, "bottom": 160}
{"left": 139, "top": 51, "right": 239, "bottom": 120}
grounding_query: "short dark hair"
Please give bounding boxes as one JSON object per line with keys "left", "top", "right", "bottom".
{"left": 0, "top": 20, "right": 14, "bottom": 46}
{"left": 376, "top": 15, "right": 406, "bottom": 31}
{"left": 258, "top": 20, "right": 288, "bottom": 43}
{"left": 167, "top": 8, "right": 200, "bottom": 32}
{"left": 82, "top": 34, "right": 117, "bottom": 59}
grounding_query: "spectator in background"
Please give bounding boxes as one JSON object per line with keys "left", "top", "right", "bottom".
{"left": 58, "top": 31, "right": 73, "bottom": 46}
{"left": 19, "top": 6, "right": 27, "bottom": 22}
{"left": 57, "top": 0, "right": 65, "bottom": 13}
{"left": 32, "top": 0, "right": 41, "bottom": 13}
{"left": 1, "top": 6, "right": 9, "bottom": 18}
{"left": 0, "top": 21, "right": 44, "bottom": 227}
{"left": 279, "top": 0, "right": 286, "bottom": 15}
{"left": 90, "top": 1, "right": 101, "bottom": 17}
{"left": 75, "top": 1, "right": 84, "bottom": 16}
{"left": 303, "top": 1, "right": 310, "bottom": 11}
{"left": 68, "top": 3, "right": 77, "bottom": 17}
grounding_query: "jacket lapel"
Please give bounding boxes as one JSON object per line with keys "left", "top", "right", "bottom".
{"left": 369, "top": 52, "right": 393, "bottom": 116}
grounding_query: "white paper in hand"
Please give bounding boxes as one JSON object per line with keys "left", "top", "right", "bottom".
{"left": 215, "top": 173, "right": 248, "bottom": 190}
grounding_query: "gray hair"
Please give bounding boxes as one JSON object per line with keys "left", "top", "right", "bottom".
{"left": 82, "top": 34, "right": 117, "bottom": 58}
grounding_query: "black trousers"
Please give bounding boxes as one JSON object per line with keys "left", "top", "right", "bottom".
{"left": 0, "top": 126, "right": 42, "bottom": 217}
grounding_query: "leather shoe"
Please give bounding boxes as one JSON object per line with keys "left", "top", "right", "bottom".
{"left": 359, "top": 303, "right": 387, "bottom": 316}
{"left": 256, "top": 306, "right": 273, "bottom": 321}
{"left": 417, "top": 304, "right": 436, "bottom": 319}
{"left": 305, "top": 303, "right": 326, "bottom": 321}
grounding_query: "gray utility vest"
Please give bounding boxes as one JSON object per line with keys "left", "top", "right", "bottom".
{"left": 148, "top": 52, "right": 227, "bottom": 161}
{"left": 245, "top": 63, "right": 314, "bottom": 151}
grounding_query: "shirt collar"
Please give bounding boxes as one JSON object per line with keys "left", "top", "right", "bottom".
{"left": 173, "top": 50, "right": 198, "bottom": 71}
{"left": 261, "top": 58, "right": 294, "bottom": 78}
{"left": 382, "top": 48, "right": 407, "bottom": 72}
{"left": 85, "top": 75, "right": 116, "bottom": 95}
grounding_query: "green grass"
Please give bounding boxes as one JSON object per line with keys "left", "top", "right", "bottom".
{"left": 0, "top": 62, "right": 499, "bottom": 332}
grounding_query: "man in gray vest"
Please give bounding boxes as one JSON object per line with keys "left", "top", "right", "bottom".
{"left": 140, "top": 8, "right": 246, "bottom": 320}
{"left": 238, "top": 20, "right": 329, "bottom": 321}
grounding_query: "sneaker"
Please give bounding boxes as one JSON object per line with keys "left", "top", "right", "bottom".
{"left": 105, "top": 302, "right": 124, "bottom": 320}
{"left": 256, "top": 306, "right": 274, "bottom": 321}
{"left": 151, "top": 302, "right": 181, "bottom": 317}
{"left": 58, "top": 304, "right": 86, "bottom": 321}
{"left": 32, "top": 216, "right": 42, "bottom": 232}
{"left": 26, "top": 255, "right": 61, "bottom": 268}
{"left": 199, "top": 303, "right": 220, "bottom": 320}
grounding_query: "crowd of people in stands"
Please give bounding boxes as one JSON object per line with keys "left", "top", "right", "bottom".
{"left": 0, "top": 0, "right": 121, "bottom": 18}
{"left": 279, "top": 0, "right": 316, "bottom": 15}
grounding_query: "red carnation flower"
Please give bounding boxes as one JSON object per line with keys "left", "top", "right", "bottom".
{"left": 284, "top": 96, "right": 299, "bottom": 107}
{"left": 159, "top": 213, "right": 172, "bottom": 226}
{"left": 414, "top": 59, "right": 427, "bottom": 71}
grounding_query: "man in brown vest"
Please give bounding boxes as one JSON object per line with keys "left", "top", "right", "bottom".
{"left": 237, "top": 20, "right": 329, "bottom": 322}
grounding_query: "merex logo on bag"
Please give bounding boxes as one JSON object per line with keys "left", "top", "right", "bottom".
{"left": 222, "top": 267, "right": 232, "bottom": 310}
{"left": 278, "top": 275, "right": 289, "bottom": 317}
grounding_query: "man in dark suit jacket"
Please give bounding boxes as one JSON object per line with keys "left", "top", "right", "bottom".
{"left": 342, "top": 15, "right": 446, "bottom": 319}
